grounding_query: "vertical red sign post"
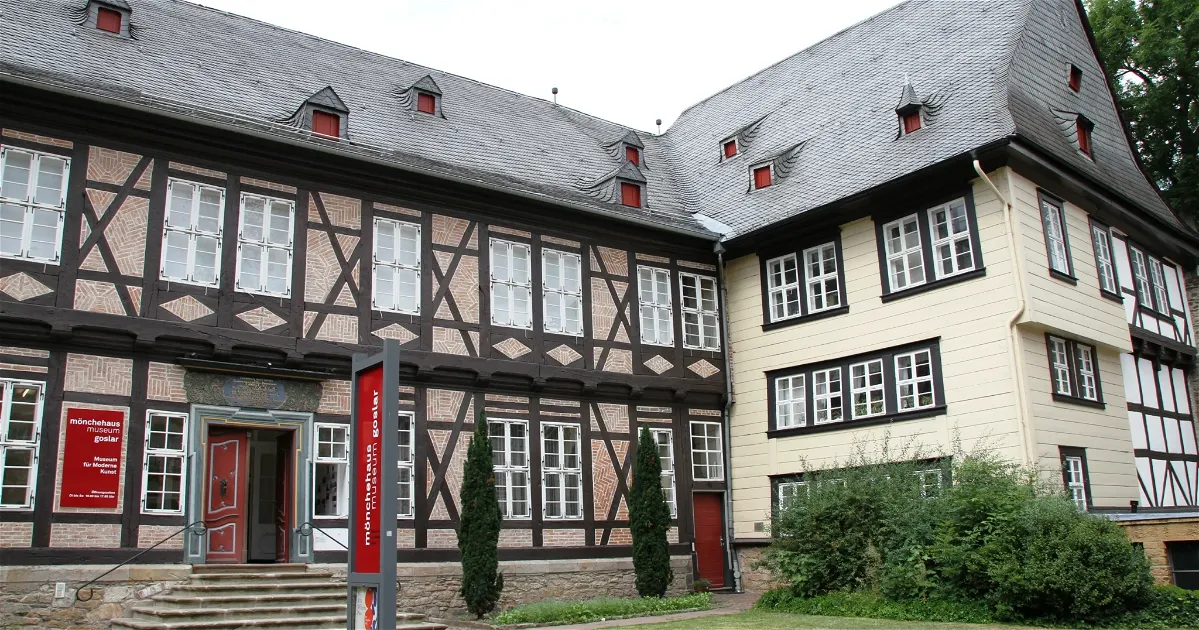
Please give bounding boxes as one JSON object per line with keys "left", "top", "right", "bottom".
{"left": 60, "top": 408, "right": 125, "bottom": 508}
{"left": 348, "top": 340, "right": 399, "bottom": 630}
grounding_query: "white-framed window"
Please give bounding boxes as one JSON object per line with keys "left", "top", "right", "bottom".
{"left": 1148, "top": 258, "right": 1170, "bottom": 315}
{"left": 690, "top": 421, "right": 723, "bottom": 481}
{"left": 895, "top": 349, "right": 934, "bottom": 411}
{"left": 1130, "top": 247, "right": 1153, "bottom": 307}
{"left": 1040, "top": 197, "right": 1071, "bottom": 275}
{"left": 543, "top": 249, "right": 583, "bottom": 335}
{"left": 778, "top": 481, "right": 807, "bottom": 510}
{"left": 803, "top": 243, "right": 840, "bottom": 313}
{"left": 765, "top": 254, "right": 801, "bottom": 322}
{"left": 142, "top": 411, "right": 187, "bottom": 514}
{"left": 0, "top": 147, "right": 69, "bottom": 264}
{"left": 775, "top": 374, "right": 806, "bottom": 429}
{"left": 541, "top": 423, "right": 582, "bottom": 520}
{"left": 915, "top": 468, "right": 943, "bottom": 498}
{"left": 490, "top": 419, "right": 530, "bottom": 519}
{"left": 1075, "top": 345, "right": 1098, "bottom": 401}
{"left": 397, "top": 412, "right": 415, "bottom": 518}
{"left": 313, "top": 423, "right": 349, "bottom": 518}
{"left": 638, "top": 266, "right": 673, "bottom": 346}
{"left": 651, "top": 428, "right": 677, "bottom": 519}
{"left": 680, "top": 273, "right": 720, "bottom": 350}
{"left": 1049, "top": 337, "right": 1073, "bottom": 396}
{"left": 161, "top": 178, "right": 224, "bottom": 286}
{"left": 1063, "top": 455, "right": 1087, "bottom": 510}
{"left": 0, "top": 379, "right": 43, "bottom": 510}
{"left": 812, "top": 367, "right": 843, "bottom": 425}
{"left": 928, "top": 198, "right": 974, "bottom": 278}
{"left": 490, "top": 239, "right": 532, "bottom": 329}
{"left": 882, "top": 215, "right": 925, "bottom": 290}
{"left": 373, "top": 218, "right": 420, "bottom": 314}
{"left": 235, "top": 193, "right": 294, "bottom": 297}
{"left": 850, "top": 359, "right": 885, "bottom": 419}
{"left": 1048, "top": 336, "right": 1101, "bottom": 403}
{"left": 1090, "top": 223, "right": 1118, "bottom": 294}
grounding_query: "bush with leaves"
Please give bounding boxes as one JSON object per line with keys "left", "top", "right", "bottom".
{"left": 629, "top": 426, "right": 673, "bottom": 597}
{"left": 458, "top": 413, "right": 503, "bottom": 618}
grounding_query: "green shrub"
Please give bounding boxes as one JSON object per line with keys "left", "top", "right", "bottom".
{"left": 1105, "top": 585, "right": 1199, "bottom": 629}
{"left": 754, "top": 588, "right": 994, "bottom": 624}
{"left": 491, "top": 593, "right": 711, "bottom": 626}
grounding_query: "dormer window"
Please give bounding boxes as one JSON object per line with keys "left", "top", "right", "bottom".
{"left": 97, "top": 7, "right": 122, "bottom": 33}
{"left": 1077, "top": 116, "right": 1094, "bottom": 157}
{"left": 312, "top": 111, "right": 341, "bottom": 138}
{"left": 625, "top": 146, "right": 640, "bottom": 166}
{"left": 723, "top": 139, "right": 738, "bottom": 160}
{"left": 620, "top": 182, "right": 642, "bottom": 208}
{"left": 752, "top": 165, "right": 773, "bottom": 190}
{"left": 1068, "top": 65, "right": 1083, "bottom": 92}
{"left": 417, "top": 92, "right": 437, "bottom": 115}
{"left": 902, "top": 111, "right": 922, "bottom": 134}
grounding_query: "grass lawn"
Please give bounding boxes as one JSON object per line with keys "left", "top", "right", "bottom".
{"left": 623, "top": 610, "right": 1052, "bottom": 630}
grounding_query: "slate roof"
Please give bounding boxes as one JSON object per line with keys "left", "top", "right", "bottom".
{"left": 0, "top": 0, "right": 1186, "bottom": 242}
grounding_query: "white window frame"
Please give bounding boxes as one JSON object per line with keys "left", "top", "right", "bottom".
{"left": 895, "top": 349, "right": 935, "bottom": 411}
{"left": 0, "top": 147, "right": 69, "bottom": 264}
{"left": 1129, "top": 247, "right": 1153, "bottom": 308}
{"left": 750, "top": 162, "right": 774, "bottom": 190}
{"left": 778, "top": 481, "right": 808, "bottom": 510}
{"left": 775, "top": 374, "right": 806, "bottom": 429}
{"left": 541, "top": 422, "right": 583, "bottom": 520}
{"left": 397, "top": 412, "right": 415, "bottom": 518}
{"left": 542, "top": 249, "right": 583, "bottom": 336}
{"left": 1075, "top": 344, "right": 1098, "bottom": 401}
{"left": 372, "top": 217, "right": 421, "bottom": 315}
{"left": 638, "top": 265, "right": 674, "bottom": 346}
{"left": 161, "top": 178, "right": 225, "bottom": 287}
{"left": 882, "top": 214, "right": 926, "bottom": 290}
{"left": 490, "top": 418, "right": 531, "bottom": 519}
{"left": 1048, "top": 336, "right": 1073, "bottom": 397}
{"left": 651, "top": 428, "right": 677, "bottom": 519}
{"left": 915, "top": 468, "right": 943, "bottom": 498}
{"left": 812, "top": 367, "right": 843, "bottom": 425}
{"left": 141, "top": 411, "right": 188, "bottom": 515}
{"left": 234, "top": 192, "right": 294, "bottom": 297}
{"left": 765, "top": 253, "right": 801, "bottom": 322}
{"left": 927, "top": 198, "right": 974, "bottom": 279}
{"left": 313, "top": 422, "right": 350, "bottom": 518}
{"left": 680, "top": 272, "right": 720, "bottom": 350}
{"left": 1090, "top": 223, "right": 1118, "bottom": 294}
{"left": 1063, "top": 455, "right": 1087, "bottom": 510}
{"left": 490, "top": 239, "right": 533, "bottom": 330}
{"left": 690, "top": 421, "right": 723, "bottom": 481}
{"left": 0, "top": 379, "right": 44, "bottom": 511}
{"left": 1148, "top": 258, "right": 1171, "bottom": 315}
{"left": 1041, "top": 198, "right": 1071, "bottom": 275}
{"left": 802, "top": 243, "right": 840, "bottom": 313}
{"left": 850, "top": 359, "right": 885, "bottom": 420}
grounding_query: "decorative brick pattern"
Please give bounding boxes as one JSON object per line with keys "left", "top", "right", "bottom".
{"left": 546, "top": 344, "right": 582, "bottom": 366}
{"left": 315, "top": 313, "right": 358, "bottom": 343}
{"left": 485, "top": 394, "right": 529, "bottom": 403}
{"left": 305, "top": 228, "right": 340, "bottom": 303}
{"left": 160, "top": 295, "right": 213, "bottom": 322}
{"left": 65, "top": 354, "right": 132, "bottom": 395}
{"left": 635, "top": 253, "right": 670, "bottom": 264}
{"left": 689, "top": 408, "right": 721, "bottom": 417}
{"left": 0, "top": 522, "right": 33, "bottom": 548}
{"left": 688, "top": 360, "right": 720, "bottom": 379}
{"left": 49, "top": 523, "right": 122, "bottom": 548}
{"left": 85, "top": 189, "right": 116, "bottom": 230}
{"left": 543, "top": 529, "right": 585, "bottom": 547}
{"left": 106, "top": 196, "right": 149, "bottom": 276}
{"left": 2, "top": 128, "right": 73, "bottom": 148}
{"left": 79, "top": 246, "right": 108, "bottom": 272}
{"left": 0, "top": 272, "right": 52, "bottom": 301}
{"left": 240, "top": 176, "right": 296, "bottom": 194}
{"left": 53, "top": 403, "right": 129, "bottom": 513}
{"left": 499, "top": 529, "right": 533, "bottom": 548}
{"left": 427, "top": 389, "right": 469, "bottom": 423}
{"left": 87, "top": 146, "right": 140, "bottom": 185}
{"left": 612, "top": 441, "right": 630, "bottom": 521}
{"left": 596, "top": 403, "right": 629, "bottom": 433}
{"left": 374, "top": 202, "right": 421, "bottom": 218}
{"left": 372, "top": 323, "right": 418, "bottom": 343}
{"left": 602, "top": 349, "right": 633, "bottom": 374}
{"left": 427, "top": 529, "right": 458, "bottom": 549}
{"left": 598, "top": 247, "right": 629, "bottom": 276}
{"left": 302, "top": 311, "right": 318, "bottom": 337}
{"left": 318, "top": 380, "right": 352, "bottom": 415}
{"left": 147, "top": 362, "right": 187, "bottom": 403}
{"left": 126, "top": 286, "right": 142, "bottom": 315}
{"left": 644, "top": 355, "right": 673, "bottom": 375}
{"left": 489, "top": 225, "right": 531, "bottom": 239}
{"left": 0, "top": 362, "right": 47, "bottom": 374}
{"left": 237, "top": 306, "right": 287, "bottom": 331}
{"left": 137, "top": 525, "right": 184, "bottom": 549}
{"left": 608, "top": 528, "right": 632, "bottom": 545}
{"left": 74, "top": 279, "right": 125, "bottom": 315}
{"left": 494, "top": 338, "right": 531, "bottom": 359}
{"left": 592, "top": 440, "right": 615, "bottom": 520}
{"left": 430, "top": 430, "right": 470, "bottom": 521}
{"left": 433, "top": 327, "right": 470, "bottom": 356}
{"left": 448, "top": 254, "right": 480, "bottom": 323}
{"left": 314, "top": 192, "right": 361, "bottom": 229}
{"left": 591, "top": 277, "right": 617, "bottom": 340}
{"left": 678, "top": 260, "right": 717, "bottom": 272}
{"left": 542, "top": 235, "right": 581, "bottom": 249}
{"left": 398, "top": 529, "right": 416, "bottom": 548}
{"left": 432, "top": 215, "right": 470, "bottom": 247}
{"left": 169, "top": 161, "right": 226, "bottom": 179}
{"left": 638, "top": 406, "right": 672, "bottom": 413}
{"left": 543, "top": 398, "right": 580, "bottom": 408}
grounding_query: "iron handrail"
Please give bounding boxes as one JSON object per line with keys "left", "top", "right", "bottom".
{"left": 75, "top": 520, "right": 207, "bottom": 602}
{"left": 295, "top": 521, "right": 349, "bottom": 550}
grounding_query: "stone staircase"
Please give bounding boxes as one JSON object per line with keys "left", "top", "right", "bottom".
{"left": 110, "top": 564, "right": 446, "bottom": 630}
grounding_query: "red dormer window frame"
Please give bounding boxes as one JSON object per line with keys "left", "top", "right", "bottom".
{"left": 620, "top": 182, "right": 642, "bottom": 208}
{"left": 723, "top": 139, "right": 738, "bottom": 159}
{"left": 902, "top": 111, "right": 922, "bottom": 134}
{"left": 625, "top": 145, "right": 640, "bottom": 166}
{"left": 752, "top": 165, "right": 772, "bottom": 190}
{"left": 97, "top": 6, "right": 122, "bottom": 33}
{"left": 1077, "top": 116, "right": 1094, "bottom": 157}
{"left": 312, "top": 110, "right": 341, "bottom": 138}
{"left": 1068, "top": 65, "right": 1083, "bottom": 92}
{"left": 417, "top": 92, "right": 437, "bottom": 115}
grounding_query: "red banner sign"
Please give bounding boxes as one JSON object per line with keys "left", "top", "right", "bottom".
{"left": 60, "top": 408, "right": 125, "bottom": 509}
{"left": 353, "top": 365, "right": 383, "bottom": 574}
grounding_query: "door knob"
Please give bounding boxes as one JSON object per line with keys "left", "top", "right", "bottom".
{"left": 220, "top": 479, "right": 228, "bottom": 498}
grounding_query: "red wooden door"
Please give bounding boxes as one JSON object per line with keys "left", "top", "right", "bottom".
{"left": 274, "top": 432, "right": 292, "bottom": 562}
{"left": 693, "top": 493, "right": 726, "bottom": 588}
{"left": 204, "top": 428, "right": 248, "bottom": 564}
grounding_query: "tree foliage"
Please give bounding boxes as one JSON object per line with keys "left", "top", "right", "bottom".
{"left": 458, "top": 413, "right": 503, "bottom": 618}
{"left": 629, "top": 426, "right": 673, "bottom": 597}
{"left": 1087, "top": 0, "right": 1199, "bottom": 222}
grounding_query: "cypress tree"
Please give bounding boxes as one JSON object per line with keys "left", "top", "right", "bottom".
{"left": 458, "top": 412, "right": 503, "bottom": 618}
{"left": 629, "top": 425, "right": 673, "bottom": 597}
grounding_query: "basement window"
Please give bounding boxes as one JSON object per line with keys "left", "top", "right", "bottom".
{"left": 752, "top": 165, "right": 772, "bottom": 190}
{"left": 311, "top": 111, "right": 340, "bottom": 138}
{"left": 97, "top": 7, "right": 122, "bottom": 33}
{"left": 620, "top": 182, "right": 642, "bottom": 208}
{"left": 1069, "top": 65, "right": 1083, "bottom": 92}
{"left": 416, "top": 92, "right": 437, "bottom": 115}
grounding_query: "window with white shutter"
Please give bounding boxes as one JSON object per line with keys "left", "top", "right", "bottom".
{"left": 162, "top": 179, "right": 224, "bottom": 286}
{"left": 235, "top": 193, "right": 294, "bottom": 297}
{"left": 0, "top": 147, "right": 69, "bottom": 264}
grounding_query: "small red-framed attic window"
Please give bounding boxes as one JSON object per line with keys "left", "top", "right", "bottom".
{"left": 723, "top": 139, "right": 738, "bottom": 159}
{"left": 97, "top": 6, "right": 123, "bottom": 33}
{"left": 902, "top": 111, "right": 922, "bottom": 134}
{"left": 1077, "top": 116, "right": 1094, "bottom": 157}
{"left": 312, "top": 111, "right": 341, "bottom": 138}
{"left": 1068, "top": 65, "right": 1083, "bottom": 92}
{"left": 620, "top": 182, "right": 642, "bottom": 208}
{"left": 625, "top": 145, "right": 640, "bottom": 166}
{"left": 417, "top": 92, "right": 437, "bottom": 115}
{"left": 753, "top": 165, "right": 772, "bottom": 189}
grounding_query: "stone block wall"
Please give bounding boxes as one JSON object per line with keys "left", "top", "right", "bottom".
{"left": 734, "top": 545, "right": 783, "bottom": 593}
{"left": 1119, "top": 516, "right": 1199, "bottom": 585}
{"left": 0, "top": 564, "right": 189, "bottom": 629}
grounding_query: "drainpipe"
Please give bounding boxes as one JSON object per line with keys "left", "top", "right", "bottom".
{"left": 972, "top": 160, "right": 1036, "bottom": 467}
{"left": 715, "top": 242, "right": 743, "bottom": 592}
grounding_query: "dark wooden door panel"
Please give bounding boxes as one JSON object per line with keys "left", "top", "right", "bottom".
{"left": 275, "top": 432, "right": 292, "bottom": 563}
{"left": 204, "top": 428, "right": 248, "bottom": 564}
{"left": 693, "top": 492, "right": 725, "bottom": 587}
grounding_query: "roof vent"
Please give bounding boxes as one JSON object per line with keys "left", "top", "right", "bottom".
{"left": 85, "top": 0, "right": 131, "bottom": 37}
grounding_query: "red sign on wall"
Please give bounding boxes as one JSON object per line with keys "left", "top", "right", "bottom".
{"left": 352, "top": 365, "right": 383, "bottom": 575}
{"left": 60, "top": 408, "right": 125, "bottom": 509}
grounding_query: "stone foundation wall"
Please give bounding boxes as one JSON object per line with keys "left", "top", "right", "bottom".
{"left": 0, "top": 564, "right": 190, "bottom": 629}
{"left": 734, "top": 544, "right": 782, "bottom": 593}
{"left": 1118, "top": 516, "right": 1199, "bottom": 585}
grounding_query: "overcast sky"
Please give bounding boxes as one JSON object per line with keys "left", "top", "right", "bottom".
{"left": 193, "top": 0, "right": 905, "bottom": 132}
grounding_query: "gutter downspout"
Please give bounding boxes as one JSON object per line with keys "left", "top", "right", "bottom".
{"left": 972, "top": 160, "right": 1036, "bottom": 467}
{"left": 715, "top": 242, "right": 743, "bottom": 593}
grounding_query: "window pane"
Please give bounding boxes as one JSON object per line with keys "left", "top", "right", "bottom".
{"left": 167, "top": 182, "right": 194, "bottom": 228}
{"left": 376, "top": 220, "right": 395, "bottom": 263}
{"left": 2, "top": 151, "right": 32, "bottom": 200}
{"left": 242, "top": 197, "right": 265, "bottom": 241}
{"left": 34, "top": 157, "right": 66, "bottom": 206}
{"left": 197, "top": 188, "right": 222, "bottom": 233}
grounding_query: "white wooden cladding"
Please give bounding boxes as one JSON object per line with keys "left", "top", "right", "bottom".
{"left": 1109, "top": 231, "right": 1195, "bottom": 346}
